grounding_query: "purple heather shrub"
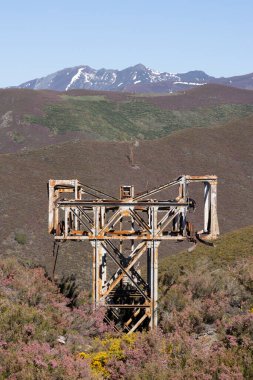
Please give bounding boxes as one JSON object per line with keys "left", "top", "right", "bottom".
{"left": 1, "top": 225, "right": 253, "bottom": 379}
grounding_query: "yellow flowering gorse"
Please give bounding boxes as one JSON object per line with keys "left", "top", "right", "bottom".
{"left": 79, "top": 334, "right": 136, "bottom": 377}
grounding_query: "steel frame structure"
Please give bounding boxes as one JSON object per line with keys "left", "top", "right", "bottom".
{"left": 48, "top": 175, "right": 219, "bottom": 333}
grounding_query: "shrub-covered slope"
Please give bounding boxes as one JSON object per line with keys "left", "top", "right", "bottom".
{"left": 26, "top": 95, "right": 253, "bottom": 141}
{"left": 1, "top": 85, "right": 253, "bottom": 153}
{"left": 0, "top": 226, "right": 252, "bottom": 379}
{"left": 0, "top": 259, "right": 107, "bottom": 379}
{"left": 158, "top": 225, "right": 253, "bottom": 379}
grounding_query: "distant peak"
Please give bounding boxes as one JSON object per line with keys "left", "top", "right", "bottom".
{"left": 132, "top": 63, "right": 147, "bottom": 71}
{"left": 182, "top": 70, "right": 211, "bottom": 79}
{"left": 186, "top": 70, "right": 207, "bottom": 75}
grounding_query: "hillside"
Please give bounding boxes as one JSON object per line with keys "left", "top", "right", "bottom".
{"left": 0, "top": 114, "right": 252, "bottom": 282}
{"left": 0, "top": 226, "right": 252, "bottom": 379}
{"left": 0, "top": 77, "right": 252, "bottom": 379}
{"left": 1, "top": 85, "right": 253, "bottom": 153}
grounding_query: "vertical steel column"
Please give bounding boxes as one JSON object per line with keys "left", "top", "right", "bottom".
{"left": 100, "top": 207, "right": 107, "bottom": 294}
{"left": 147, "top": 207, "right": 152, "bottom": 327}
{"left": 48, "top": 181, "right": 59, "bottom": 233}
{"left": 210, "top": 180, "right": 220, "bottom": 238}
{"left": 181, "top": 177, "right": 187, "bottom": 236}
{"left": 92, "top": 207, "right": 99, "bottom": 305}
{"left": 119, "top": 217, "right": 123, "bottom": 254}
{"left": 76, "top": 186, "right": 82, "bottom": 231}
{"left": 64, "top": 207, "right": 69, "bottom": 238}
{"left": 149, "top": 206, "right": 159, "bottom": 329}
{"left": 54, "top": 202, "right": 59, "bottom": 232}
{"left": 131, "top": 213, "right": 135, "bottom": 256}
{"left": 92, "top": 206, "right": 107, "bottom": 306}
{"left": 74, "top": 179, "right": 78, "bottom": 199}
{"left": 204, "top": 182, "right": 211, "bottom": 233}
{"left": 72, "top": 184, "right": 77, "bottom": 231}
{"left": 147, "top": 240, "right": 153, "bottom": 329}
{"left": 48, "top": 181, "right": 55, "bottom": 233}
{"left": 153, "top": 207, "right": 159, "bottom": 328}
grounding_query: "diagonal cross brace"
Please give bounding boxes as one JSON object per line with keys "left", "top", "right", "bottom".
{"left": 101, "top": 241, "right": 146, "bottom": 290}
{"left": 105, "top": 241, "right": 148, "bottom": 291}
{"left": 158, "top": 207, "right": 176, "bottom": 228}
{"left": 101, "top": 242, "right": 150, "bottom": 301}
{"left": 101, "top": 242, "right": 147, "bottom": 299}
{"left": 158, "top": 209, "right": 181, "bottom": 235}
{"left": 70, "top": 208, "right": 93, "bottom": 233}
{"left": 98, "top": 209, "right": 122, "bottom": 235}
{"left": 129, "top": 209, "right": 151, "bottom": 232}
{"left": 77, "top": 206, "right": 94, "bottom": 225}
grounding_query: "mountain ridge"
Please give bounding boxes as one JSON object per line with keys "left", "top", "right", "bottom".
{"left": 17, "top": 64, "right": 253, "bottom": 93}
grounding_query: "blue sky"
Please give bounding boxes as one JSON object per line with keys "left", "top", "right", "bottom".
{"left": 1, "top": 0, "right": 253, "bottom": 87}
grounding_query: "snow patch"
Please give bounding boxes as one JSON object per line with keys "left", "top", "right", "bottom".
{"left": 65, "top": 67, "right": 97, "bottom": 90}
{"left": 101, "top": 72, "right": 117, "bottom": 84}
{"left": 83, "top": 72, "right": 95, "bottom": 83}
{"left": 147, "top": 68, "right": 180, "bottom": 83}
{"left": 111, "top": 72, "right": 117, "bottom": 84}
{"left": 66, "top": 68, "right": 84, "bottom": 90}
{"left": 173, "top": 81, "right": 206, "bottom": 86}
{"left": 148, "top": 67, "right": 161, "bottom": 75}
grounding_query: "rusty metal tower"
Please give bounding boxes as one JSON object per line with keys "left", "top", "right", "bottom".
{"left": 48, "top": 175, "right": 219, "bottom": 333}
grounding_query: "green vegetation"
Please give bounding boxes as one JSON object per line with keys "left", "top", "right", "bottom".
{"left": 14, "top": 232, "right": 27, "bottom": 245}
{"left": 9, "top": 131, "right": 25, "bottom": 144}
{"left": 158, "top": 226, "right": 253, "bottom": 378}
{"left": 159, "top": 225, "right": 253, "bottom": 286}
{"left": 25, "top": 95, "right": 253, "bottom": 140}
{"left": 159, "top": 225, "right": 253, "bottom": 322}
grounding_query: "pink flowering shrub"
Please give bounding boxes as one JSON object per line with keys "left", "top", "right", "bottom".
{"left": 0, "top": 341, "right": 98, "bottom": 379}
{"left": 0, "top": 226, "right": 252, "bottom": 379}
{"left": 0, "top": 258, "right": 106, "bottom": 379}
{"left": 156, "top": 228, "right": 253, "bottom": 379}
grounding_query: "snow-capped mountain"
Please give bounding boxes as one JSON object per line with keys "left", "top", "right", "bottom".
{"left": 18, "top": 64, "right": 253, "bottom": 93}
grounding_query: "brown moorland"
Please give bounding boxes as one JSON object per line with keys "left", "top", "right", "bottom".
{"left": 0, "top": 114, "right": 252, "bottom": 285}
{"left": 141, "top": 83, "right": 253, "bottom": 109}
{"left": 1, "top": 84, "right": 253, "bottom": 153}
{"left": 0, "top": 89, "right": 84, "bottom": 153}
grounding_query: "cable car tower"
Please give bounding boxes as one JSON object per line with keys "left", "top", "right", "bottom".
{"left": 48, "top": 175, "right": 219, "bottom": 333}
